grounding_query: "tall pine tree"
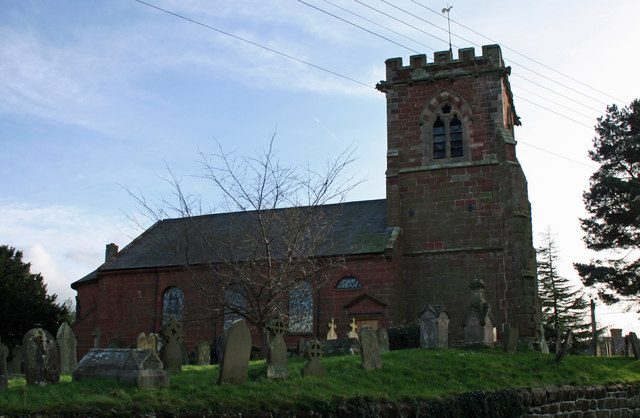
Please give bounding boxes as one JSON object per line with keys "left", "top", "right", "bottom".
{"left": 537, "top": 229, "right": 589, "bottom": 352}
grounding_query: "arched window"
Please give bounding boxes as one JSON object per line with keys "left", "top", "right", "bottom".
{"left": 336, "top": 276, "right": 362, "bottom": 290}
{"left": 162, "top": 286, "right": 184, "bottom": 324}
{"left": 223, "top": 287, "right": 246, "bottom": 330}
{"left": 431, "top": 104, "right": 464, "bottom": 160}
{"left": 289, "top": 282, "right": 313, "bottom": 333}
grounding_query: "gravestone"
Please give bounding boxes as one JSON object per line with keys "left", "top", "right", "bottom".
{"left": 347, "top": 318, "right": 358, "bottom": 340}
{"left": 554, "top": 329, "right": 574, "bottom": 362}
{"left": 73, "top": 348, "right": 169, "bottom": 389}
{"left": 297, "top": 338, "right": 309, "bottom": 356}
{"left": 377, "top": 328, "right": 390, "bottom": 353}
{"left": 137, "top": 332, "right": 156, "bottom": 350}
{"left": 503, "top": 326, "right": 519, "bottom": 354}
{"left": 628, "top": 332, "right": 640, "bottom": 360}
{"left": 8, "top": 345, "right": 23, "bottom": 374}
{"left": 610, "top": 329, "right": 625, "bottom": 356}
{"left": 196, "top": 341, "right": 211, "bottom": 366}
{"left": 0, "top": 338, "right": 7, "bottom": 390}
{"left": 463, "top": 280, "right": 495, "bottom": 346}
{"left": 24, "top": 328, "right": 60, "bottom": 385}
{"left": 419, "top": 305, "right": 450, "bottom": 349}
{"left": 536, "top": 323, "right": 550, "bottom": 354}
{"left": 301, "top": 339, "right": 325, "bottom": 378}
{"left": 327, "top": 318, "right": 338, "bottom": 340}
{"left": 266, "top": 316, "right": 289, "bottom": 379}
{"left": 359, "top": 325, "right": 382, "bottom": 371}
{"left": 218, "top": 319, "right": 251, "bottom": 384}
{"left": 159, "top": 317, "right": 183, "bottom": 374}
{"left": 150, "top": 333, "right": 161, "bottom": 353}
{"left": 57, "top": 322, "right": 78, "bottom": 374}
{"left": 92, "top": 328, "right": 102, "bottom": 348}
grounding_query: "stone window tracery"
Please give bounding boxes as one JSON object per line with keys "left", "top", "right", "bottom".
{"left": 288, "top": 281, "right": 313, "bottom": 333}
{"left": 431, "top": 103, "right": 464, "bottom": 160}
{"left": 336, "top": 276, "right": 362, "bottom": 290}
{"left": 162, "top": 286, "right": 184, "bottom": 324}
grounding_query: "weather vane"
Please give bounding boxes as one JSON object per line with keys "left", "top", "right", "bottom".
{"left": 441, "top": 5, "right": 453, "bottom": 55}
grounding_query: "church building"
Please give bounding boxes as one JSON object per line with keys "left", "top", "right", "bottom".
{"left": 72, "top": 45, "right": 539, "bottom": 357}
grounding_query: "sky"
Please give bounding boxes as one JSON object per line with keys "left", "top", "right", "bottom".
{"left": 1, "top": 0, "right": 639, "bottom": 334}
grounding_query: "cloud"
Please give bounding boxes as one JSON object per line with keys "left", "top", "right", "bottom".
{"left": 0, "top": 203, "right": 134, "bottom": 303}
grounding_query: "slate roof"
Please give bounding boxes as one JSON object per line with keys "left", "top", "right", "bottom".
{"left": 72, "top": 199, "right": 390, "bottom": 288}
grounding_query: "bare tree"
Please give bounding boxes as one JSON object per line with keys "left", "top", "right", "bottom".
{"left": 132, "top": 134, "right": 359, "bottom": 356}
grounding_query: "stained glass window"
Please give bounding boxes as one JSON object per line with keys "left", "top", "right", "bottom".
{"left": 336, "top": 276, "right": 362, "bottom": 290}
{"left": 162, "top": 286, "right": 184, "bottom": 324}
{"left": 223, "top": 287, "right": 246, "bottom": 330}
{"left": 289, "top": 282, "right": 313, "bottom": 333}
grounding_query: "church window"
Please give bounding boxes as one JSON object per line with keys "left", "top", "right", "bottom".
{"left": 162, "top": 286, "right": 184, "bottom": 324}
{"left": 431, "top": 104, "right": 464, "bottom": 160}
{"left": 336, "top": 275, "right": 362, "bottom": 290}
{"left": 288, "top": 282, "right": 313, "bottom": 333}
{"left": 223, "top": 287, "right": 246, "bottom": 330}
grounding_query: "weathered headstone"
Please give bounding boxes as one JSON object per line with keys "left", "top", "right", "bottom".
{"left": 159, "top": 317, "right": 184, "bottom": 374}
{"left": 0, "top": 338, "right": 7, "bottom": 390}
{"left": 420, "top": 305, "right": 450, "bottom": 349}
{"left": 196, "top": 341, "right": 211, "bottom": 366}
{"left": 610, "top": 328, "right": 625, "bottom": 356}
{"left": 149, "top": 333, "right": 161, "bottom": 353}
{"left": 73, "top": 348, "right": 169, "bottom": 389}
{"left": 92, "top": 328, "right": 102, "bottom": 348}
{"left": 359, "top": 325, "right": 382, "bottom": 371}
{"left": 463, "top": 280, "right": 495, "bottom": 346}
{"left": 7, "top": 345, "right": 23, "bottom": 374}
{"left": 218, "top": 319, "right": 251, "bottom": 385}
{"left": 628, "top": 332, "right": 640, "bottom": 360}
{"left": 57, "top": 322, "right": 78, "bottom": 374}
{"left": 553, "top": 329, "right": 574, "bottom": 362}
{"left": 301, "top": 339, "right": 325, "bottom": 378}
{"left": 137, "top": 332, "right": 151, "bottom": 350}
{"left": 297, "top": 337, "right": 309, "bottom": 356}
{"left": 266, "top": 316, "right": 289, "bottom": 379}
{"left": 536, "top": 323, "right": 550, "bottom": 354}
{"left": 503, "top": 326, "right": 519, "bottom": 354}
{"left": 347, "top": 318, "right": 358, "bottom": 340}
{"left": 23, "top": 328, "right": 60, "bottom": 385}
{"left": 377, "top": 328, "right": 390, "bottom": 353}
{"left": 327, "top": 318, "right": 338, "bottom": 340}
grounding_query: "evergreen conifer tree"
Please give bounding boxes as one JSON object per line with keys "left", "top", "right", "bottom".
{"left": 537, "top": 229, "right": 589, "bottom": 352}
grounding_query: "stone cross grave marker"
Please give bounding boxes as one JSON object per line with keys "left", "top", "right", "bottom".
{"left": 327, "top": 318, "right": 338, "bottom": 340}
{"left": 0, "top": 338, "right": 7, "bottom": 390}
{"left": 359, "top": 325, "right": 382, "bottom": 371}
{"left": 628, "top": 332, "right": 640, "bottom": 360}
{"left": 24, "top": 328, "right": 60, "bottom": 385}
{"left": 196, "top": 341, "right": 210, "bottom": 366}
{"left": 57, "top": 322, "right": 78, "bottom": 374}
{"left": 267, "top": 316, "right": 289, "bottom": 379}
{"left": 347, "top": 318, "right": 358, "bottom": 340}
{"left": 301, "top": 339, "right": 325, "bottom": 378}
{"left": 159, "top": 317, "right": 184, "bottom": 374}
{"left": 218, "top": 319, "right": 251, "bottom": 385}
{"left": 377, "top": 328, "right": 390, "bottom": 353}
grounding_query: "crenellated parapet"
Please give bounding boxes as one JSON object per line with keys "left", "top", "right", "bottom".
{"left": 376, "top": 45, "right": 510, "bottom": 92}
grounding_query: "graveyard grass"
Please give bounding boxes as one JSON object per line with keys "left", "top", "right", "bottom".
{"left": 2, "top": 348, "right": 640, "bottom": 415}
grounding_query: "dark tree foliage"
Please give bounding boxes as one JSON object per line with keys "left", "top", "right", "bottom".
{"left": 0, "top": 245, "right": 68, "bottom": 346}
{"left": 537, "top": 230, "right": 589, "bottom": 352}
{"left": 575, "top": 99, "right": 640, "bottom": 305}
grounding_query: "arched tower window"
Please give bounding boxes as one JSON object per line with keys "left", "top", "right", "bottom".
{"left": 431, "top": 104, "right": 464, "bottom": 160}
{"left": 288, "top": 282, "right": 313, "bottom": 333}
{"left": 162, "top": 286, "right": 184, "bottom": 324}
{"left": 336, "top": 276, "right": 362, "bottom": 290}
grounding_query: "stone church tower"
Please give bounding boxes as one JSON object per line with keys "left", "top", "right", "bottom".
{"left": 377, "top": 45, "right": 539, "bottom": 340}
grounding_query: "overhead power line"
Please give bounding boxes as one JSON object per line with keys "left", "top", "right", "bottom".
{"left": 132, "top": 0, "right": 372, "bottom": 89}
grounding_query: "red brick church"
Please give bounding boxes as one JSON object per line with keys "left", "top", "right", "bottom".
{"left": 72, "top": 45, "right": 540, "bottom": 357}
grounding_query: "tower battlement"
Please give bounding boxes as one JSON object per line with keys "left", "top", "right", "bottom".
{"left": 379, "top": 45, "right": 506, "bottom": 90}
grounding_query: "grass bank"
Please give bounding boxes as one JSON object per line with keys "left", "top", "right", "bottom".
{"left": 1, "top": 348, "right": 639, "bottom": 416}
